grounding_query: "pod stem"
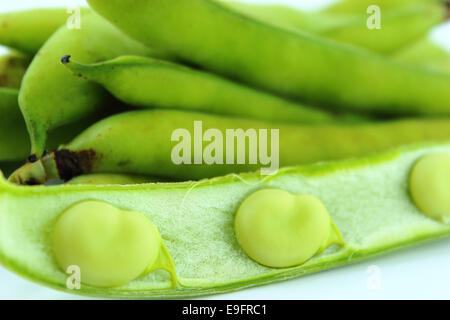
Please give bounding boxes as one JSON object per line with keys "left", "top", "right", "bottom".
{"left": 61, "top": 55, "right": 93, "bottom": 80}
{"left": 8, "top": 149, "right": 95, "bottom": 185}
{"left": 145, "top": 242, "right": 179, "bottom": 289}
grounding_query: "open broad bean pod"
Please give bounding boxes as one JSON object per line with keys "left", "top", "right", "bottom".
{"left": 0, "top": 142, "right": 448, "bottom": 298}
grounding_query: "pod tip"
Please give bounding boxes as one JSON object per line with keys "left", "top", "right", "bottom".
{"left": 61, "top": 55, "right": 71, "bottom": 64}
{"left": 27, "top": 154, "right": 38, "bottom": 163}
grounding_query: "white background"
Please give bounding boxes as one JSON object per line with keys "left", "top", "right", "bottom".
{"left": 0, "top": 0, "right": 449, "bottom": 300}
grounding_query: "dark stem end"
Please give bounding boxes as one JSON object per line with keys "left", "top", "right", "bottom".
{"left": 27, "top": 154, "right": 38, "bottom": 163}
{"left": 61, "top": 55, "right": 71, "bottom": 64}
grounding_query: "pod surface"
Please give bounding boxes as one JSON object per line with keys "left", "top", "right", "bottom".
{"left": 87, "top": 0, "right": 450, "bottom": 116}
{"left": 19, "top": 10, "right": 153, "bottom": 156}
{"left": 9, "top": 109, "right": 450, "bottom": 184}
{"left": 0, "top": 8, "right": 70, "bottom": 55}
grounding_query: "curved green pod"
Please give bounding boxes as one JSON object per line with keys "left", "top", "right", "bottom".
{"left": 224, "top": 1, "right": 446, "bottom": 54}
{"left": 62, "top": 55, "right": 341, "bottom": 125}
{"left": 0, "top": 88, "right": 117, "bottom": 167}
{"left": 229, "top": 1, "right": 449, "bottom": 76}
{"left": 87, "top": 0, "right": 450, "bottom": 117}
{"left": 221, "top": 2, "right": 325, "bottom": 33}
{"left": 0, "top": 51, "right": 30, "bottom": 89}
{"left": 8, "top": 109, "right": 450, "bottom": 184}
{"left": 0, "top": 8, "right": 70, "bottom": 55}
{"left": 318, "top": 1, "right": 446, "bottom": 55}
{"left": 0, "top": 142, "right": 449, "bottom": 298}
{"left": 19, "top": 10, "right": 155, "bottom": 158}
{"left": 394, "top": 37, "right": 450, "bottom": 75}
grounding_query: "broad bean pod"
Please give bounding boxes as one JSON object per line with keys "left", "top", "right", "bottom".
{"left": 0, "top": 142, "right": 449, "bottom": 298}
{"left": 62, "top": 55, "right": 345, "bottom": 125}
{"left": 19, "top": 10, "right": 156, "bottom": 157}
{"left": 9, "top": 109, "right": 450, "bottom": 184}
{"left": 394, "top": 35, "right": 450, "bottom": 74}
{"left": 87, "top": 0, "right": 450, "bottom": 117}
{"left": 225, "top": 0, "right": 447, "bottom": 54}
{"left": 0, "top": 88, "right": 118, "bottom": 170}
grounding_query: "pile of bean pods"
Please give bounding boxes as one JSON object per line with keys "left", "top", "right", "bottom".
{"left": 0, "top": 0, "right": 449, "bottom": 298}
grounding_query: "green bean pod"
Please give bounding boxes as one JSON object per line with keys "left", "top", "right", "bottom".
{"left": 8, "top": 109, "right": 450, "bottom": 184}
{"left": 0, "top": 51, "right": 30, "bottom": 89}
{"left": 62, "top": 55, "right": 340, "bottom": 125}
{"left": 0, "top": 8, "right": 70, "bottom": 55}
{"left": 221, "top": 1, "right": 353, "bottom": 35}
{"left": 0, "top": 142, "right": 449, "bottom": 298}
{"left": 224, "top": 1, "right": 447, "bottom": 54}
{"left": 0, "top": 88, "right": 118, "bottom": 168}
{"left": 19, "top": 10, "right": 155, "bottom": 158}
{"left": 87, "top": 0, "right": 450, "bottom": 116}
{"left": 394, "top": 36, "right": 450, "bottom": 75}
{"left": 324, "top": 0, "right": 439, "bottom": 13}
